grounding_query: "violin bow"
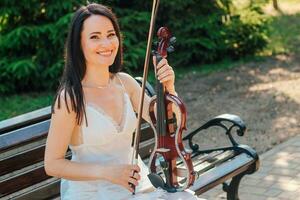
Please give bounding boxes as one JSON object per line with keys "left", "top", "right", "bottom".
{"left": 130, "top": 0, "right": 160, "bottom": 194}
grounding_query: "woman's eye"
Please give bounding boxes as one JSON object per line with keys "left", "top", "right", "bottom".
{"left": 108, "top": 33, "right": 116, "bottom": 38}
{"left": 90, "top": 35, "right": 99, "bottom": 39}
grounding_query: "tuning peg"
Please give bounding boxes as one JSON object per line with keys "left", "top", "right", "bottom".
{"left": 151, "top": 50, "right": 158, "bottom": 56}
{"left": 167, "top": 45, "right": 175, "bottom": 53}
{"left": 170, "top": 37, "right": 176, "bottom": 44}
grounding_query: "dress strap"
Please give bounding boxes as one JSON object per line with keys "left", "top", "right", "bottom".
{"left": 115, "top": 73, "right": 126, "bottom": 91}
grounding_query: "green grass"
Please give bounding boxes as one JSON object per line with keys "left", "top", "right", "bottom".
{"left": 259, "top": 0, "right": 300, "bottom": 55}
{"left": 231, "top": 0, "right": 300, "bottom": 56}
{"left": 0, "top": 92, "right": 54, "bottom": 121}
{"left": 263, "top": 13, "right": 300, "bottom": 55}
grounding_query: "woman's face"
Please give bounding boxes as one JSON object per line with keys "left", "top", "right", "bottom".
{"left": 81, "top": 15, "right": 119, "bottom": 68}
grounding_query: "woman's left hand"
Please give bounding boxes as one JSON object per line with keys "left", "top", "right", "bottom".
{"left": 153, "top": 57, "right": 176, "bottom": 94}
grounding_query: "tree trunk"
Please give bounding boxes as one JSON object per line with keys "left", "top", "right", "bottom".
{"left": 273, "top": 0, "right": 279, "bottom": 10}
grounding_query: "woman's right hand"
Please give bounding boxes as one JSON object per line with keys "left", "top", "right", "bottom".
{"left": 107, "top": 164, "right": 141, "bottom": 192}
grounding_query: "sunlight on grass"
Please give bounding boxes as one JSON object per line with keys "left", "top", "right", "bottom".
{"left": 227, "top": 0, "right": 300, "bottom": 57}
{"left": 232, "top": 0, "right": 251, "bottom": 10}
{"left": 232, "top": 0, "right": 300, "bottom": 57}
{"left": 263, "top": 0, "right": 300, "bottom": 16}
{"left": 181, "top": 0, "right": 300, "bottom": 78}
{"left": 262, "top": 6, "right": 300, "bottom": 56}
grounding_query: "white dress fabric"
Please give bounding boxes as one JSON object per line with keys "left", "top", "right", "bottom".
{"left": 60, "top": 84, "right": 203, "bottom": 200}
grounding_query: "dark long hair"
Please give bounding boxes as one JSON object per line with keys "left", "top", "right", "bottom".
{"left": 52, "top": 3, "right": 123, "bottom": 125}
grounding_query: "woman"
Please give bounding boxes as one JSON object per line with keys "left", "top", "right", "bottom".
{"left": 44, "top": 3, "right": 201, "bottom": 200}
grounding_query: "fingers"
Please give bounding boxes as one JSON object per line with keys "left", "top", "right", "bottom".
{"left": 126, "top": 181, "right": 135, "bottom": 193}
{"left": 157, "top": 67, "right": 174, "bottom": 82}
{"left": 127, "top": 185, "right": 134, "bottom": 193}
{"left": 159, "top": 74, "right": 174, "bottom": 83}
{"left": 127, "top": 182, "right": 135, "bottom": 193}
{"left": 155, "top": 58, "right": 167, "bottom": 70}
{"left": 109, "top": 164, "right": 142, "bottom": 193}
{"left": 128, "top": 177, "right": 139, "bottom": 186}
{"left": 129, "top": 165, "right": 141, "bottom": 175}
{"left": 125, "top": 164, "right": 140, "bottom": 175}
{"left": 152, "top": 56, "right": 157, "bottom": 67}
{"left": 127, "top": 165, "right": 141, "bottom": 181}
{"left": 157, "top": 64, "right": 172, "bottom": 76}
{"left": 127, "top": 174, "right": 139, "bottom": 193}
{"left": 132, "top": 164, "right": 141, "bottom": 173}
{"left": 155, "top": 59, "right": 174, "bottom": 83}
{"left": 124, "top": 165, "right": 141, "bottom": 192}
{"left": 132, "top": 172, "right": 141, "bottom": 180}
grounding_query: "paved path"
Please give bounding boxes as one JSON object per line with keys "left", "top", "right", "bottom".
{"left": 199, "top": 135, "right": 300, "bottom": 200}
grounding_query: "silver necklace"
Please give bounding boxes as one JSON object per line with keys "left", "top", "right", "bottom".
{"left": 82, "top": 78, "right": 111, "bottom": 89}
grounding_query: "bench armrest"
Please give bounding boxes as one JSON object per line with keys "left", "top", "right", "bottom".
{"left": 134, "top": 77, "right": 156, "bottom": 97}
{"left": 183, "top": 114, "right": 246, "bottom": 151}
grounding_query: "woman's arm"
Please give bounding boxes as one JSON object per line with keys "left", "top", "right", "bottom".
{"left": 44, "top": 91, "right": 107, "bottom": 180}
{"left": 119, "top": 58, "right": 177, "bottom": 124}
{"left": 118, "top": 68, "right": 177, "bottom": 125}
{"left": 44, "top": 91, "right": 140, "bottom": 191}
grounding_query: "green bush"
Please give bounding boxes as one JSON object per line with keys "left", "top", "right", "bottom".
{"left": 223, "top": 7, "right": 269, "bottom": 58}
{"left": 0, "top": 1, "right": 76, "bottom": 93}
{"left": 0, "top": 0, "right": 269, "bottom": 94}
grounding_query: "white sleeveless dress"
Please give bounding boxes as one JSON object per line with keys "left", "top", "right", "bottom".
{"left": 60, "top": 86, "right": 203, "bottom": 200}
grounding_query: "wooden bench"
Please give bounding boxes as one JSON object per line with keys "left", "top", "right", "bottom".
{"left": 0, "top": 78, "right": 259, "bottom": 200}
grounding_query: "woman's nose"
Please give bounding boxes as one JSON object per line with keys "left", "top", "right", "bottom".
{"left": 99, "top": 38, "right": 112, "bottom": 46}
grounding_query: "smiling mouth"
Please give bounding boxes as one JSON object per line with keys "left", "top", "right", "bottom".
{"left": 97, "top": 50, "right": 113, "bottom": 57}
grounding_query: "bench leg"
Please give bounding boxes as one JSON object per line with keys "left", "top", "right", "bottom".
{"left": 222, "top": 172, "right": 246, "bottom": 200}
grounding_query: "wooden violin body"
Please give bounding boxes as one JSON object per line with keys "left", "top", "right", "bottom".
{"left": 146, "top": 27, "right": 195, "bottom": 192}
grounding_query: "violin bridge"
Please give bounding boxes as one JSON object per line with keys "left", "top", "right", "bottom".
{"left": 156, "top": 148, "right": 170, "bottom": 153}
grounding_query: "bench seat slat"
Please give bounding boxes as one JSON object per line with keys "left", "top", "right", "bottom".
{"left": 139, "top": 123, "right": 154, "bottom": 141}
{"left": 0, "top": 164, "right": 50, "bottom": 197}
{"left": 0, "top": 145, "right": 45, "bottom": 176}
{"left": 190, "top": 153, "right": 255, "bottom": 194}
{"left": 194, "top": 150, "right": 236, "bottom": 175}
{"left": 189, "top": 150, "right": 227, "bottom": 168}
{"left": 3, "top": 178, "right": 60, "bottom": 200}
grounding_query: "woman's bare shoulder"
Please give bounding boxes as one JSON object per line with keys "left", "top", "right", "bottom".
{"left": 117, "top": 72, "right": 139, "bottom": 88}
{"left": 52, "top": 89, "right": 76, "bottom": 116}
{"left": 117, "top": 72, "right": 136, "bottom": 83}
{"left": 116, "top": 72, "right": 141, "bottom": 97}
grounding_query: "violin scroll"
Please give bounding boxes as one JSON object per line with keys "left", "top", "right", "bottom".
{"left": 152, "top": 27, "right": 176, "bottom": 59}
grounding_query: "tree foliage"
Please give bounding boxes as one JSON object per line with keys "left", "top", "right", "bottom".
{"left": 0, "top": 0, "right": 269, "bottom": 94}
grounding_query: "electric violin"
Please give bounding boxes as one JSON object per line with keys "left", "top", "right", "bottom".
{"left": 131, "top": 0, "right": 195, "bottom": 194}
{"left": 147, "top": 26, "right": 195, "bottom": 192}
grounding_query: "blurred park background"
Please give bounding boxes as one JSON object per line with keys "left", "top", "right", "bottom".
{"left": 0, "top": 0, "right": 299, "bottom": 136}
